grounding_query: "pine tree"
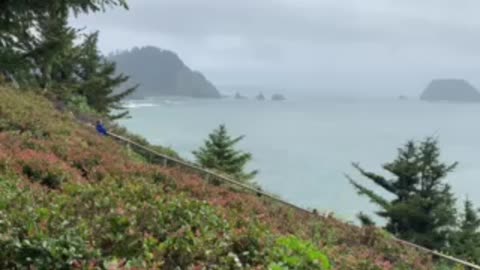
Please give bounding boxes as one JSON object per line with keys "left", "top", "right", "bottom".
{"left": 0, "top": 0, "right": 128, "bottom": 77}
{"left": 348, "top": 138, "right": 458, "bottom": 250}
{"left": 24, "top": 5, "right": 78, "bottom": 90}
{"left": 193, "top": 125, "right": 258, "bottom": 182}
{"left": 357, "top": 212, "right": 376, "bottom": 227}
{"left": 74, "top": 32, "right": 136, "bottom": 119}
{"left": 0, "top": 1, "right": 135, "bottom": 118}
{"left": 450, "top": 199, "right": 480, "bottom": 263}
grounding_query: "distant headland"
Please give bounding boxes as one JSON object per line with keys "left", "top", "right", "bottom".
{"left": 420, "top": 79, "right": 480, "bottom": 103}
{"left": 109, "top": 46, "right": 221, "bottom": 99}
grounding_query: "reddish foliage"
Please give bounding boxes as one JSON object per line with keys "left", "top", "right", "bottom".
{"left": 0, "top": 87, "right": 436, "bottom": 269}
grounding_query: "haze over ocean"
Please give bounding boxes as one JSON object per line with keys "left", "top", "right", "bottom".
{"left": 119, "top": 95, "right": 480, "bottom": 222}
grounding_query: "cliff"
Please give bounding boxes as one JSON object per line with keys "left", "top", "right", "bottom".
{"left": 420, "top": 79, "right": 480, "bottom": 102}
{"left": 109, "top": 46, "right": 221, "bottom": 99}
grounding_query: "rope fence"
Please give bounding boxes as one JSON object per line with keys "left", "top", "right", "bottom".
{"left": 107, "top": 130, "right": 480, "bottom": 270}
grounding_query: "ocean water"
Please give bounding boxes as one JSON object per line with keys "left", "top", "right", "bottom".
{"left": 119, "top": 96, "right": 480, "bottom": 222}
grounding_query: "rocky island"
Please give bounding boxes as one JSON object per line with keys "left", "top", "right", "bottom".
{"left": 272, "top": 93, "right": 286, "bottom": 101}
{"left": 234, "top": 92, "right": 248, "bottom": 100}
{"left": 256, "top": 93, "right": 266, "bottom": 101}
{"left": 420, "top": 79, "right": 480, "bottom": 103}
{"left": 109, "top": 46, "right": 221, "bottom": 99}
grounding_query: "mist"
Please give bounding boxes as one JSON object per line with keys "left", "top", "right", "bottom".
{"left": 72, "top": 0, "right": 480, "bottom": 97}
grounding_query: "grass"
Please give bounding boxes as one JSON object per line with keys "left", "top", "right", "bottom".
{"left": 0, "top": 85, "right": 455, "bottom": 269}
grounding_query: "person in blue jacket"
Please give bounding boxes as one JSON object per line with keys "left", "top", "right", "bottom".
{"left": 96, "top": 120, "right": 108, "bottom": 136}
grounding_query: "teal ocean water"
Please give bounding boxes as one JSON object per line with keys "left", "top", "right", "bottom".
{"left": 118, "top": 96, "right": 480, "bottom": 222}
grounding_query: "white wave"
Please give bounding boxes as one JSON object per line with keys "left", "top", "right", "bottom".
{"left": 162, "top": 99, "right": 185, "bottom": 105}
{"left": 123, "top": 102, "right": 157, "bottom": 109}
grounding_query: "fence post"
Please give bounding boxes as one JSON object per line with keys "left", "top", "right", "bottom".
{"left": 205, "top": 173, "right": 210, "bottom": 183}
{"left": 311, "top": 224, "right": 315, "bottom": 242}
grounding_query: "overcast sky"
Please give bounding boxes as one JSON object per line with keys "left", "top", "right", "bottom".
{"left": 72, "top": 0, "right": 480, "bottom": 96}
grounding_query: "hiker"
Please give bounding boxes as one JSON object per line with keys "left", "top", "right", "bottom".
{"left": 96, "top": 120, "right": 108, "bottom": 136}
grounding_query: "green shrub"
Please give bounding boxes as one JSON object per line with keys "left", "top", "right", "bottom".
{"left": 0, "top": 231, "right": 98, "bottom": 269}
{"left": 231, "top": 224, "right": 270, "bottom": 266}
{"left": 0, "top": 172, "right": 325, "bottom": 269}
{"left": 154, "top": 197, "right": 232, "bottom": 268}
{"left": 268, "top": 236, "right": 331, "bottom": 270}
{"left": 434, "top": 264, "right": 465, "bottom": 270}
{"left": 66, "top": 94, "right": 97, "bottom": 115}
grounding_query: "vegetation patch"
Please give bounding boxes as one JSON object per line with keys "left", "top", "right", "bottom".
{"left": 0, "top": 86, "right": 453, "bottom": 269}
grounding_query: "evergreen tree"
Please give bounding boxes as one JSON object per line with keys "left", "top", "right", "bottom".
{"left": 74, "top": 32, "right": 136, "bottom": 119}
{"left": 23, "top": 5, "right": 78, "bottom": 90}
{"left": 0, "top": 0, "right": 127, "bottom": 77}
{"left": 193, "top": 125, "right": 258, "bottom": 182}
{"left": 450, "top": 199, "right": 480, "bottom": 263}
{"left": 357, "top": 212, "right": 376, "bottom": 227}
{"left": 348, "top": 138, "right": 457, "bottom": 250}
{"left": 0, "top": 0, "right": 134, "bottom": 118}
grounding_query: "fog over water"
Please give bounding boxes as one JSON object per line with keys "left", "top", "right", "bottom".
{"left": 71, "top": 0, "right": 480, "bottom": 222}
{"left": 73, "top": 0, "right": 480, "bottom": 96}
{"left": 119, "top": 96, "right": 480, "bottom": 222}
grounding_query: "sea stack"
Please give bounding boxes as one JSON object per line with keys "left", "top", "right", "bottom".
{"left": 256, "top": 93, "right": 266, "bottom": 101}
{"left": 271, "top": 93, "right": 286, "bottom": 101}
{"left": 234, "top": 92, "right": 247, "bottom": 100}
{"left": 420, "top": 79, "right": 480, "bottom": 102}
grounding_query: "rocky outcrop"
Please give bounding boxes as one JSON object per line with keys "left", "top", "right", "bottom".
{"left": 256, "top": 93, "right": 265, "bottom": 101}
{"left": 272, "top": 93, "right": 286, "bottom": 101}
{"left": 234, "top": 92, "right": 247, "bottom": 100}
{"left": 109, "top": 46, "right": 220, "bottom": 99}
{"left": 420, "top": 79, "right": 480, "bottom": 102}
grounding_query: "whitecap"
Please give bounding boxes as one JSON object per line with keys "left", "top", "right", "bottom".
{"left": 162, "top": 99, "right": 184, "bottom": 105}
{"left": 123, "top": 102, "right": 157, "bottom": 109}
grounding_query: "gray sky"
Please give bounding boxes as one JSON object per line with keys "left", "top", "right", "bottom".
{"left": 72, "top": 0, "right": 480, "bottom": 96}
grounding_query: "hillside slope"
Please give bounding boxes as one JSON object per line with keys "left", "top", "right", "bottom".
{"left": 0, "top": 86, "right": 438, "bottom": 269}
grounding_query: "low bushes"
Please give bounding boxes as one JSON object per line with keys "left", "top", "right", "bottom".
{"left": 109, "top": 124, "right": 181, "bottom": 160}
{"left": 19, "top": 149, "right": 73, "bottom": 189}
{"left": 0, "top": 86, "right": 443, "bottom": 269}
{"left": 268, "top": 236, "right": 331, "bottom": 270}
{"left": 0, "top": 175, "right": 331, "bottom": 269}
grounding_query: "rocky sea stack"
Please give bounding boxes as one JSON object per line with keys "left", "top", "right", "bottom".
{"left": 256, "top": 93, "right": 266, "bottom": 101}
{"left": 420, "top": 79, "right": 480, "bottom": 103}
{"left": 272, "top": 93, "right": 286, "bottom": 101}
{"left": 234, "top": 92, "right": 247, "bottom": 100}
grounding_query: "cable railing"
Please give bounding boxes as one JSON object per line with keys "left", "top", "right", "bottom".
{"left": 107, "top": 131, "right": 480, "bottom": 270}
{"left": 393, "top": 237, "right": 480, "bottom": 270}
{"left": 108, "top": 132, "right": 308, "bottom": 213}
